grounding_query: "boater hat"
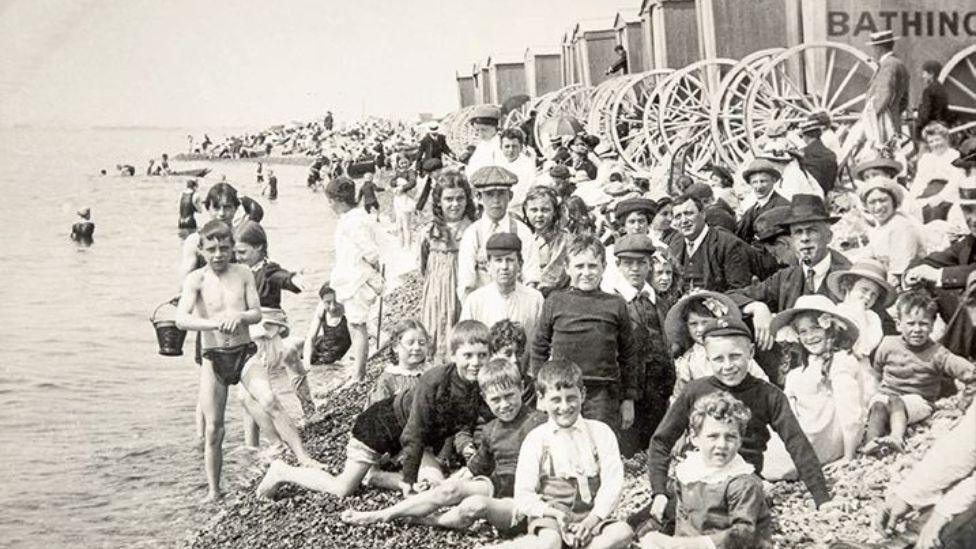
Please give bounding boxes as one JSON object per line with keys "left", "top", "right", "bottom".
{"left": 780, "top": 194, "right": 840, "bottom": 225}
{"left": 866, "top": 30, "right": 899, "bottom": 46}
{"left": 742, "top": 158, "right": 782, "bottom": 181}
{"left": 769, "top": 294, "right": 859, "bottom": 343}
{"left": 470, "top": 165, "right": 518, "bottom": 190}
{"left": 858, "top": 176, "right": 905, "bottom": 209}
{"left": 959, "top": 177, "right": 976, "bottom": 206}
{"left": 664, "top": 291, "right": 741, "bottom": 351}
{"left": 854, "top": 157, "right": 902, "bottom": 179}
{"left": 826, "top": 258, "right": 896, "bottom": 308}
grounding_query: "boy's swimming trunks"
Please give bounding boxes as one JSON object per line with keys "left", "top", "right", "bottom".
{"left": 202, "top": 342, "right": 258, "bottom": 385}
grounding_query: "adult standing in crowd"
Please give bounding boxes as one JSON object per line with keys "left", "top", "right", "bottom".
{"left": 915, "top": 60, "right": 951, "bottom": 140}
{"left": 416, "top": 122, "right": 453, "bottom": 175}
{"left": 798, "top": 113, "right": 838, "bottom": 196}
{"left": 605, "top": 44, "right": 628, "bottom": 76}
{"left": 863, "top": 30, "right": 910, "bottom": 147}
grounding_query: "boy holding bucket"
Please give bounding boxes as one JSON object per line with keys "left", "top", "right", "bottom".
{"left": 176, "top": 219, "right": 326, "bottom": 500}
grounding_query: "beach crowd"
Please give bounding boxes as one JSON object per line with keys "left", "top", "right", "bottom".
{"left": 167, "top": 82, "right": 976, "bottom": 549}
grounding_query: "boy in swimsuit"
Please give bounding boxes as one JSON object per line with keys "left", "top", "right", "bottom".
{"left": 177, "top": 219, "right": 327, "bottom": 500}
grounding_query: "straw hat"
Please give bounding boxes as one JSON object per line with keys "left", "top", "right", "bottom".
{"left": 664, "top": 291, "right": 741, "bottom": 351}
{"left": 866, "top": 30, "right": 898, "bottom": 46}
{"left": 959, "top": 176, "right": 976, "bottom": 205}
{"left": 826, "top": 258, "right": 896, "bottom": 308}
{"left": 742, "top": 158, "right": 782, "bottom": 181}
{"left": 853, "top": 157, "right": 902, "bottom": 179}
{"left": 858, "top": 176, "right": 905, "bottom": 209}
{"left": 769, "top": 294, "right": 859, "bottom": 342}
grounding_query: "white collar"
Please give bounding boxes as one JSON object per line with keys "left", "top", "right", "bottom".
{"left": 482, "top": 213, "right": 511, "bottom": 230}
{"left": 802, "top": 252, "right": 832, "bottom": 291}
{"left": 755, "top": 191, "right": 776, "bottom": 208}
{"left": 615, "top": 280, "right": 656, "bottom": 304}
{"left": 674, "top": 451, "right": 755, "bottom": 484}
{"left": 546, "top": 415, "right": 586, "bottom": 434}
{"left": 686, "top": 225, "right": 710, "bottom": 255}
{"left": 879, "top": 51, "right": 893, "bottom": 63}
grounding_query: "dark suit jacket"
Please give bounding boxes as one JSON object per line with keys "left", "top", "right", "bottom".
{"left": 735, "top": 192, "right": 789, "bottom": 244}
{"left": 918, "top": 234, "right": 976, "bottom": 290}
{"left": 915, "top": 81, "right": 951, "bottom": 139}
{"left": 800, "top": 140, "right": 838, "bottom": 195}
{"left": 416, "top": 133, "right": 453, "bottom": 171}
{"left": 668, "top": 227, "right": 753, "bottom": 293}
{"left": 727, "top": 249, "right": 851, "bottom": 312}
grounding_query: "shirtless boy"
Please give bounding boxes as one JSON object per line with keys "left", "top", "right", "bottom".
{"left": 176, "top": 220, "right": 325, "bottom": 500}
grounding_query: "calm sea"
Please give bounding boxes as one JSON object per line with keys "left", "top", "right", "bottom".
{"left": 0, "top": 127, "right": 342, "bottom": 548}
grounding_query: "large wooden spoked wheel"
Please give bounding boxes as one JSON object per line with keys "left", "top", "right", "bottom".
{"left": 554, "top": 86, "right": 595, "bottom": 131}
{"left": 446, "top": 106, "right": 481, "bottom": 154}
{"left": 586, "top": 77, "right": 630, "bottom": 141}
{"left": 503, "top": 96, "right": 544, "bottom": 131}
{"left": 656, "top": 58, "right": 737, "bottom": 176}
{"left": 743, "top": 41, "right": 875, "bottom": 154}
{"left": 611, "top": 69, "right": 673, "bottom": 172}
{"left": 534, "top": 85, "right": 582, "bottom": 158}
{"left": 940, "top": 45, "right": 976, "bottom": 135}
{"left": 709, "top": 48, "right": 784, "bottom": 169}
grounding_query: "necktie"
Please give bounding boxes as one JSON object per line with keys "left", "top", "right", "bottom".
{"left": 804, "top": 267, "right": 816, "bottom": 294}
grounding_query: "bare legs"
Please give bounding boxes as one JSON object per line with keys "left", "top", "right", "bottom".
{"left": 348, "top": 322, "right": 368, "bottom": 382}
{"left": 257, "top": 459, "right": 372, "bottom": 499}
{"left": 198, "top": 361, "right": 229, "bottom": 501}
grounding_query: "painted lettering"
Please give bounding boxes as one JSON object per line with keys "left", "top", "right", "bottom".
{"left": 827, "top": 11, "right": 976, "bottom": 37}
{"left": 902, "top": 11, "right": 922, "bottom": 36}
{"left": 878, "top": 11, "right": 898, "bottom": 29}
{"left": 827, "top": 11, "right": 849, "bottom": 36}
{"left": 965, "top": 12, "right": 976, "bottom": 35}
{"left": 939, "top": 12, "right": 959, "bottom": 36}
{"left": 854, "top": 12, "right": 878, "bottom": 34}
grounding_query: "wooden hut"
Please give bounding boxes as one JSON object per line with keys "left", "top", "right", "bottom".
{"left": 572, "top": 18, "right": 619, "bottom": 86}
{"left": 525, "top": 45, "right": 562, "bottom": 97}
{"left": 696, "top": 0, "right": 799, "bottom": 61}
{"left": 640, "top": 0, "right": 701, "bottom": 69}
{"left": 613, "top": 9, "right": 647, "bottom": 74}
{"left": 488, "top": 53, "right": 528, "bottom": 105}
{"left": 456, "top": 70, "right": 476, "bottom": 108}
{"left": 560, "top": 30, "right": 580, "bottom": 86}
{"left": 479, "top": 57, "right": 492, "bottom": 104}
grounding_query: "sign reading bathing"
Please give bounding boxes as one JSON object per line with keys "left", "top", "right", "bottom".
{"left": 827, "top": 10, "right": 976, "bottom": 37}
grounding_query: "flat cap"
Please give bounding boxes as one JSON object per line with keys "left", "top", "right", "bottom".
{"left": 485, "top": 232, "right": 522, "bottom": 256}
{"left": 469, "top": 104, "right": 501, "bottom": 123}
{"left": 470, "top": 165, "right": 518, "bottom": 189}
{"left": 742, "top": 158, "right": 782, "bottom": 181}
{"left": 702, "top": 316, "right": 753, "bottom": 340}
{"left": 549, "top": 164, "right": 571, "bottom": 179}
{"left": 614, "top": 234, "right": 656, "bottom": 258}
{"left": 614, "top": 197, "right": 658, "bottom": 221}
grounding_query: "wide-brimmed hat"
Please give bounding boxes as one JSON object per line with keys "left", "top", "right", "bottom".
{"left": 742, "top": 158, "right": 782, "bottom": 181}
{"left": 866, "top": 30, "right": 898, "bottom": 46}
{"left": 769, "top": 294, "right": 859, "bottom": 342}
{"left": 826, "top": 258, "right": 896, "bottom": 308}
{"left": 952, "top": 137, "right": 976, "bottom": 169}
{"left": 754, "top": 206, "right": 791, "bottom": 242}
{"left": 916, "top": 178, "right": 949, "bottom": 200}
{"left": 781, "top": 194, "right": 839, "bottom": 225}
{"left": 469, "top": 104, "right": 501, "bottom": 125}
{"left": 708, "top": 163, "right": 735, "bottom": 184}
{"left": 664, "top": 291, "right": 741, "bottom": 351}
{"left": 858, "top": 176, "right": 905, "bottom": 209}
{"left": 853, "top": 157, "right": 902, "bottom": 179}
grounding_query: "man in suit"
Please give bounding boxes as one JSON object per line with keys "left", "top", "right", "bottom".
{"left": 605, "top": 45, "right": 628, "bottom": 76}
{"left": 736, "top": 158, "right": 789, "bottom": 243}
{"left": 798, "top": 114, "right": 839, "bottom": 195}
{"left": 915, "top": 60, "right": 951, "bottom": 140}
{"left": 668, "top": 193, "right": 752, "bottom": 294}
{"left": 864, "top": 30, "right": 910, "bottom": 146}
{"left": 416, "top": 122, "right": 454, "bottom": 174}
{"left": 904, "top": 151, "right": 976, "bottom": 358}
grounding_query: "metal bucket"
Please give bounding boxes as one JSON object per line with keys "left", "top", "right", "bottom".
{"left": 151, "top": 299, "right": 187, "bottom": 356}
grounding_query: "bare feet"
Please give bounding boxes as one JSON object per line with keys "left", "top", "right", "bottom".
{"left": 256, "top": 460, "right": 284, "bottom": 500}
{"left": 205, "top": 489, "right": 223, "bottom": 502}
{"left": 340, "top": 508, "right": 386, "bottom": 525}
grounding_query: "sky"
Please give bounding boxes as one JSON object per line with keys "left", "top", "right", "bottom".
{"left": 0, "top": 0, "right": 628, "bottom": 127}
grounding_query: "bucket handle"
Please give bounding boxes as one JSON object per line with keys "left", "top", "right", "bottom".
{"left": 151, "top": 295, "right": 182, "bottom": 322}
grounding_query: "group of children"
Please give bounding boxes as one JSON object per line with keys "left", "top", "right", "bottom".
{"left": 169, "top": 152, "right": 975, "bottom": 548}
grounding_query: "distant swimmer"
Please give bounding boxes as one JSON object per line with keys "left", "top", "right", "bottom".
{"left": 116, "top": 164, "right": 136, "bottom": 176}
{"left": 179, "top": 179, "right": 203, "bottom": 230}
{"left": 262, "top": 168, "right": 278, "bottom": 201}
{"left": 70, "top": 208, "right": 95, "bottom": 244}
{"left": 160, "top": 153, "right": 171, "bottom": 174}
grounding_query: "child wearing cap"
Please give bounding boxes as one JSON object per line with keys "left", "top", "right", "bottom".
{"left": 608, "top": 233, "right": 675, "bottom": 456}
{"left": 863, "top": 291, "right": 976, "bottom": 455}
{"left": 637, "top": 391, "right": 773, "bottom": 549}
{"left": 460, "top": 232, "right": 544, "bottom": 350}
{"left": 465, "top": 105, "right": 504, "bottom": 177}
{"left": 456, "top": 165, "right": 533, "bottom": 301}
{"left": 643, "top": 315, "right": 830, "bottom": 528}
{"left": 665, "top": 292, "right": 768, "bottom": 402}
{"left": 599, "top": 197, "right": 658, "bottom": 293}
{"left": 530, "top": 234, "right": 639, "bottom": 433}
{"left": 763, "top": 296, "right": 866, "bottom": 479}
{"left": 325, "top": 176, "right": 384, "bottom": 382}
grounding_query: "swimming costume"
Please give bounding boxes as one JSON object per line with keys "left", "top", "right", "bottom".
{"left": 201, "top": 342, "right": 258, "bottom": 385}
{"left": 178, "top": 191, "right": 197, "bottom": 230}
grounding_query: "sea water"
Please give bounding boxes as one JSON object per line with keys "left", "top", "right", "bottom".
{"left": 0, "top": 127, "right": 340, "bottom": 548}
